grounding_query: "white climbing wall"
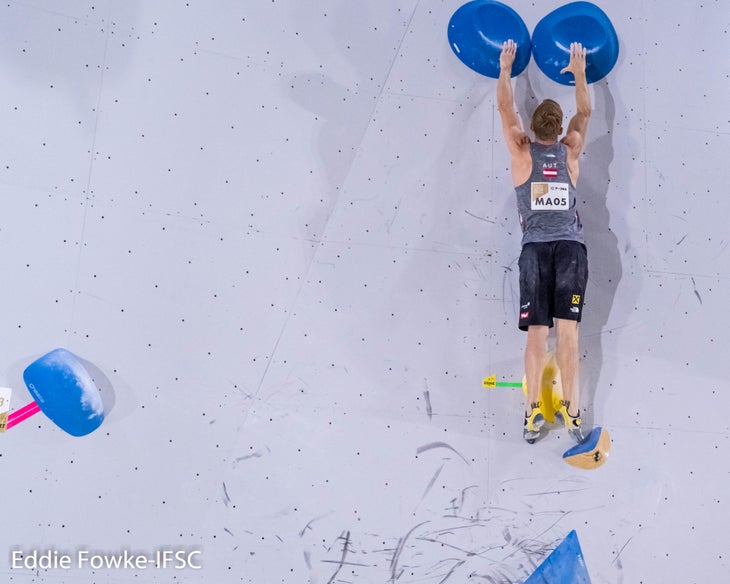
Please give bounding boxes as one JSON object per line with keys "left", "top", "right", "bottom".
{"left": 0, "top": 0, "right": 727, "bottom": 582}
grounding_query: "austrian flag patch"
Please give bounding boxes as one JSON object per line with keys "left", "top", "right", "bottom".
{"left": 542, "top": 164, "right": 558, "bottom": 178}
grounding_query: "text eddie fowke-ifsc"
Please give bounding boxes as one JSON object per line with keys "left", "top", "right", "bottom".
{"left": 10, "top": 548, "right": 202, "bottom": 570}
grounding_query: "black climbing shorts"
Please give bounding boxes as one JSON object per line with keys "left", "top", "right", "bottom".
{"left": 518, "top": 240, "right": 588, "bottom": 331}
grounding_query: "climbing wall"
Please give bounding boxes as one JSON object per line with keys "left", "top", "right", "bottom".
{"left": 0, "top": 0, "right": 726, "bottom": 582}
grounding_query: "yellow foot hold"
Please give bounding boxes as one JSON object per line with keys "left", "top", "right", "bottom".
{"left": 522, "top": 352, "right": 563, "bottom": 423}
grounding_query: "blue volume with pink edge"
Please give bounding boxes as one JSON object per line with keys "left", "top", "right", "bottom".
{"left": 23, "top": 348, "right": 104, "bottom": 437}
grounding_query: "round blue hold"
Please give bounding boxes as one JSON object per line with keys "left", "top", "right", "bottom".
{"left": 532, "top": 2, "right": 619, "bottom": 85}
{"left": 448, "top": 0, "right": 531, "bottom": 78}
{"left": 24, "top": 348, "right": 104, "bottom": 437}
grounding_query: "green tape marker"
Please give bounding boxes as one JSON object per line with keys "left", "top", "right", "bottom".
{"left": 483, "top": 376, "right": 523, "bottom": 389}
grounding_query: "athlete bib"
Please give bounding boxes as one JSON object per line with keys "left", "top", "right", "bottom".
{"left": 531, "top": 182, "right": 569, "bottom": 211}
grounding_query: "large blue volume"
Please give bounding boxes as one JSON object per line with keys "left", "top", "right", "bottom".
{"left": 524, "top": 530, "right": 592, "bottom": 584}
{"left": 24, "top": 348, "right": 105, "bottom": 437}
{"left": 531, "top": 2, "right": 618, "bottom": 85}
{"left": 448, "top": 0, "right": 531, "bottom": 78}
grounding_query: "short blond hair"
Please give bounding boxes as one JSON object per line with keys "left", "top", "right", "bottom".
{"left": 532, "top": 99, "right": 563, "bottom": 140}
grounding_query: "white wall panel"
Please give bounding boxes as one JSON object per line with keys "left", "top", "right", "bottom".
{"left": 0, "top": 0, "right": 727, "bottom": 582}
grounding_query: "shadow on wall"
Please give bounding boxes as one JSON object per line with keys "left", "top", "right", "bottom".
{"left": 284, "top": 1, "right": 408, "bottom": 241}
{"left": 78, "top": 356, "right": 116, "bottom": 420}
{"left": 0, "top": 1, "right": 141, "bottom": 119}
{"left": 579, "top": 81, "right": 643, "bottom": 421}
{"left": 579, "top": 81, "right": 621, "bottom": 423}
{"left": 286, "top": 72, "right": 368, "bottom": 211}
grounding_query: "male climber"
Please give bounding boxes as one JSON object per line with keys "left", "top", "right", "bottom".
{"left": 497, "top": 40, "right": 591, "bottom": 444}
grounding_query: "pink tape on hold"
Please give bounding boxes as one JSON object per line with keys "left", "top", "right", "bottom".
{"left": 6, "top": 401, "right": 41, "bottom": 429}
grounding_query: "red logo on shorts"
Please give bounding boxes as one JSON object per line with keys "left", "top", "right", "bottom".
{"left": 520, "top": 311, "right": 529, "bottom": 320}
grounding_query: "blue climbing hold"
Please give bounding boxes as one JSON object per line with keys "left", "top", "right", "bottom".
{"left": 24, "top": 348, "right": 105, "bottom": 437}
{"left": 448, "top": 0, "right": 531, "bottom": 78}
{"left": 524, "top": 530, "right": 592, "bottom": 584}
{"left": 532, "top": 2, "right": 619, "bottom": 85}
{"left": 563, "top": 426, "right": 611, "bottom": 469}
